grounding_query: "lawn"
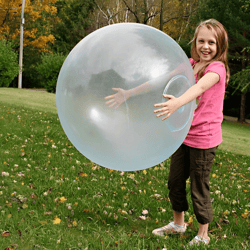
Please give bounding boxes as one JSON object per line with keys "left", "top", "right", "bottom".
{"left": 0, "top": 88, "right": 249, "bottom": 250}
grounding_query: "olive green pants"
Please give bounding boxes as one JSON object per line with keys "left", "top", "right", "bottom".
{"left": 168, "top": 144, "right": 217, "bottom": 225}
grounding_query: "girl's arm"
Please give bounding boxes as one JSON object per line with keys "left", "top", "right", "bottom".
{"left": 154, "top": 72, "right": 220, "bottom": 121}
{"left": 105, "top": 63, "right": 187, "bottom": 109}
{"left": 105, "top": 81, "right": 153, "bottom": 109}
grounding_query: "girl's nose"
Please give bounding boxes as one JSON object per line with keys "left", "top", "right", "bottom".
{"left": 204, "top": 43, "right": 209, "bottom": 48}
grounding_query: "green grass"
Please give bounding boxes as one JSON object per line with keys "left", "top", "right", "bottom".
{"left": 0, "top": 88, "right": 249, "bottom": 249}
{"left": 220, "top": 120, "right": 250, "bottom": 156}
{"left": 0, "top": 88, "right": 57, "bottom": 114}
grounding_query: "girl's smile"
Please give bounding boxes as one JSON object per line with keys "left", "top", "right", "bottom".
{"left": 196, "top": 26, "right": 217, "bottom": 63}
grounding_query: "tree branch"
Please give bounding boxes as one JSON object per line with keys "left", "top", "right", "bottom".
{"left": 122, "top": 0, "right": 140, "bottom": 23}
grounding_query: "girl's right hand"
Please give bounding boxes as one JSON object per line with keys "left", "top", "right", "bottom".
{"left": 105, "top": 88, "right": 129, "bottom": 109}
{"left": 154, "top": 94, "right": 180, "bottom": 121}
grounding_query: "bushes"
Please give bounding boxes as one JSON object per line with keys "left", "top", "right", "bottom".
{"left": 0, "top": 40, "right": 19, "bottom": 87}
{"left": 36, "top": 53, "right": 66, "bottom": 93}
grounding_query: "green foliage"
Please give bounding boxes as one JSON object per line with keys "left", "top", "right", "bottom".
{"left": 36, "top": 53, "right": 66, "bottom": 93}
{"left": 0, "top": 40, "right": 19, "bottom": 87}
{"left": 52, "top": 0, "right": 96, "bottom": 54}
{"left": 178, "top": 38, "right": 191, "bottom": 58}
{"left": 230, "top": 66, "right": 250, "bottom": 94}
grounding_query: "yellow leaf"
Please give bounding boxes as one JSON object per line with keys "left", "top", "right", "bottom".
{"left": 59, "top": 196, "right": 67, "bottom": 203}
{"left": 188, "top": 215, "right": 193, "bottom": 224}
{"left": 79, "top": 172, "right": 88, "bottom": 177}
{"left": 242, "top": 213, "right": 249, "bottom": 219}
{"left": 7, "top": 214, "right": 12, "bottom": 218}
{"left": 53, "top": 217, "right": 61, "bottom": 224}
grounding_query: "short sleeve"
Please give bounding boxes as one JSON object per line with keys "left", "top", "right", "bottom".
{"left": 205, "top": 62, "right": 226, "bottom": 79}
{"left": 189, "top": 58, "right": 196, "bottom": 67}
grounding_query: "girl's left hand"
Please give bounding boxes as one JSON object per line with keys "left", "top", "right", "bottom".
{"left": 105, "top": 88, "right": 129, "bottom": 109}
{"left": 154, "top": 94, "right": 180, "bottom": 121}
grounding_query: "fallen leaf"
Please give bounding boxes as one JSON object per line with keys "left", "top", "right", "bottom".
{"left": 83, "top": 209, "right": 91, "bottom": 213}
{"left": 22, "top": 204, "right": 28, "bottom": 209}
{"left": 53, "top": 217, "right": 61, "bottom": 224}
{"left": 30, "top": 193, "right": 37, "bottom": 199}
{"left": 2, "top": 231, "right": 10, "bottom": 237}
{"left": 216, "top": 222, "right": 222, "bottom": 230}
{"left": 79, "top": 172, "right": 88, "bottom": 177}
{"left": 219, "top": 218, "right": 230, "bottom": 224}
{"left": 59, "top": 197, "right": 67, "bottom": 203}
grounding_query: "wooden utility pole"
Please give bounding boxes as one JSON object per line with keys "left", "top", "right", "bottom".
{"left": 18, "top": 0, "right": 25, "bottom": 89}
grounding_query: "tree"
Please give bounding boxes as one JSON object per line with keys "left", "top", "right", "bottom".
{"left": 0, "top": 40, "right": 19, "bottom": 87}
{"left": 0, "top": 0, "right": 57, "bottom": 52}
{"left": 0, "top": 0, "right": 59, "bottom": 87}
{"left": 52, "top": 0, "right": 95, "bottom": 54}
{"left": 93, "top": 0, "right": 198, "bottom": 41}
{"left": 156, "top": 0, "right": 198, "bottom": 40}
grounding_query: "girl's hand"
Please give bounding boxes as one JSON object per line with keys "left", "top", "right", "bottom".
{"left": 154, "top": 94, "right": 180, "bottom": 121}
{"left": 105, "top": 88, "right": 129, "bottom": 109}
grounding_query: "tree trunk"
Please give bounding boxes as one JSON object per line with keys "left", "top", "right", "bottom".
{"left": 238, "top": 32, "right": 246, "bottom": 123}
{"left": 239, "top": 93, "right": 246, "bottom": 122}
{"left": 159, "top": 0, "right": 164, "bottom": 31}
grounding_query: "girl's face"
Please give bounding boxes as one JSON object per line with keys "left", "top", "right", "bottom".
{"left": 196, "top": 26, "right": 217, "bottom": 63}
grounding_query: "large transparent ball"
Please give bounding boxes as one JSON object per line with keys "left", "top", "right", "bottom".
{"left": 56, "top": 23, "right": 196, "bottom": 171}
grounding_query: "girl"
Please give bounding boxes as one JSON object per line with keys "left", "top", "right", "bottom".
{"left": 153, "top": 19, "right": 229, "bottom": 246}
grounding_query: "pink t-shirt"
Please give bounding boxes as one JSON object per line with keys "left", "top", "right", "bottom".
{"left": 183, "top": 58, "right": 226, "bottom": 149}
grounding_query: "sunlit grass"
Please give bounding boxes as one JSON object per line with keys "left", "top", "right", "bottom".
{"left": 0, "top": 88, "right": 249, "bottom": 249}
{"left": 0, "top": 88, "right": 57, "bottom": 114}
{"left": 220, "top": 120, "right": 250, "bottom": 156}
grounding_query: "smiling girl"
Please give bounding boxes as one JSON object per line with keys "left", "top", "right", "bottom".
{"left": 153, "top": 19, "right": 230, "bottom": 247}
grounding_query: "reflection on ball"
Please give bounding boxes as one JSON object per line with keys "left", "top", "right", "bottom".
{"left": 56, "top": 23, "right": 196, "bottom": 171}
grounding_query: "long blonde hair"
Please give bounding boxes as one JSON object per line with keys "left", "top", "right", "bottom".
{"left": 190, "top": 19, "right": 230, "bottom": 87}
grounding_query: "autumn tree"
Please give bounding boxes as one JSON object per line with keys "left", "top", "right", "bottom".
{"left": 155, "top": 0, "right": 198, "bottom": 40}
{"left": 0, "top": 0, "right": 57, "bottom": 52}
{"left": 0, "top": 0, "right": 59, "bottom": 87}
